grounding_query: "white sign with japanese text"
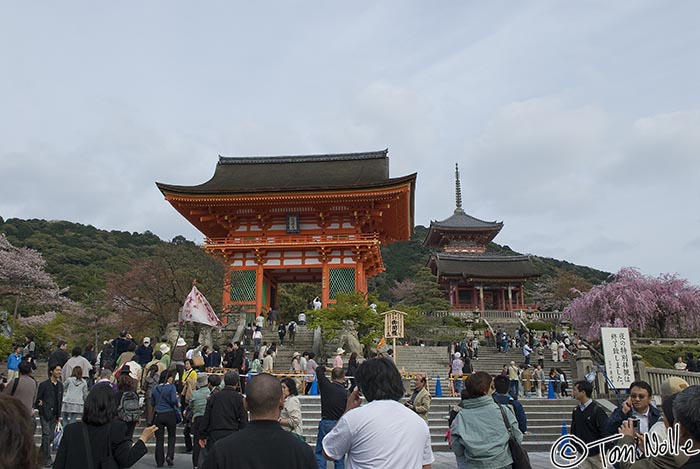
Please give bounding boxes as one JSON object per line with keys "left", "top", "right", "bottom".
{"left": 601, "top": 327, "right": 634, "bottom": 389}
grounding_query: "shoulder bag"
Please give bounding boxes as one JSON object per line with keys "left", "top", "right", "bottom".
{"left": 498, "top": 404, "right": 532, "bottom": 469}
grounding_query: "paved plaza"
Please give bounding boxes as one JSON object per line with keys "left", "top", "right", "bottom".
{"left": 128, "top": 451, "right": 556, "bottom": 468}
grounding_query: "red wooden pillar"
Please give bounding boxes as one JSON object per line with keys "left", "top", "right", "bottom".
{"left": 255, "top": 264, "right": 264, "bottom": 316}
{"left": 479, "top": 285, "right": 485, "bottom": 313}
{"left": 508, "top": 285, "right": 513, "bottom": 312}
{"left": 321, "top": 263, "right": 330, "bottom": 308}
{"left": 222, "top": 266, "right": 231, "bottom": 322}
{"left": 355, "top": 261, "right": 366, "bottom": 295}
{"left": 519, "top": 285, "right": 525, "bottom": 310}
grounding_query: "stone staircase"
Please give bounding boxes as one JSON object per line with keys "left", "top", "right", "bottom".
{"left": 298, "top": 395, "right": 576, "bottom": 452}
{"left": 256, "top": 324, "right": 315, "bottom": 370}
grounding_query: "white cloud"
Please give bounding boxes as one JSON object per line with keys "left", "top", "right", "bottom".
{"left": 1, "top": 2, "right": 699, "bottom": 286}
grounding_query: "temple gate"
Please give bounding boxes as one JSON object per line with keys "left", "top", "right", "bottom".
{"left": 157, "top": 150, "right": 416, "bottom": 322}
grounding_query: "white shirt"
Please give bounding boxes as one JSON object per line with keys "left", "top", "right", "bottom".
{"left": 298, "top": 313, "right": 306, "bottom": 322}
{"left": 323, "top": 399, "right": 434, "bottom": 469}
{"left": 632, "top": 407, "right": 652, "bottom": 433}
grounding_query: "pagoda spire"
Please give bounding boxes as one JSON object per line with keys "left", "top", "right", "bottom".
{"left": 454, "top": 163, "right": 464, "bottom": 214}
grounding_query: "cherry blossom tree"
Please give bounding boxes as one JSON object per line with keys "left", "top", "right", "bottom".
{"left": 562, "top": 267, "right": 700, "bottom": 340}
{"left": 0, "top": 234, "right": 72, "bottom": 318}
{"left": 107, "top": 241, "right": 224, "bottom": 335}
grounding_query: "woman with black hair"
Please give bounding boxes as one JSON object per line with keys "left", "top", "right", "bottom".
{"left": 0, "top": 394, "right": 36, "bottom": 469}
{"left": 53, "top": 383, "right": 157, "bottom": 469}
{"left": 151, "top": 369, "right": 180, "bottom": 467}
{"left": 280, "top": 377, "right": 304, "bottom": 439}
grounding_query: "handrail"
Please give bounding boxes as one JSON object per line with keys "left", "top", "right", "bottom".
{"left": 206, "top": 233, "right": 379, "bottom": 246}
{"left": 580, "top": 339, "right": 624, "bottom": 403}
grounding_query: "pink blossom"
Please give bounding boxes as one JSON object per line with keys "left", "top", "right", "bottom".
{"left": 562, "top": 267, "right": 700, "bottom": 339}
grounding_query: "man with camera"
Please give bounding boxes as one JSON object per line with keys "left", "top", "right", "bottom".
{"left": 605, "top": 381, "right": 661, "bottom": 437}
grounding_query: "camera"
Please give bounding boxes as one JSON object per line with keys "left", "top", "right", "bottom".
{"left": 630, "top": 418, "right": 640, "bottom": 432}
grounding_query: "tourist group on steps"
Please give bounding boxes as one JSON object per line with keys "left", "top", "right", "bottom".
{"left": 2, "top": 325, "right": 700, "bottom": 468}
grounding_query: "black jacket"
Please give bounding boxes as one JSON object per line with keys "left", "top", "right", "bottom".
{"left": 199, "top": 386, "right": 248, "bottom": 443}
{"left": 112, "top": 337, "right": 134, "bottom": 361}
{"left": 604, "top": 403, "right": 661, "bottom": 436}
{"left": 229, "top": 348, "right": 244, "bottom": 370}
{"left": 202, "top": 420, "right": 316, "bottom": 469}
{"left": 48, "top": 348, "right": 69, "bottom": 370}
{"left": 36, "top": 378, "right": 63, "bottom": 420}
{"left": 570, "top": 400, "right": 608, "bottom": 456}
{"left": 493, "top": 393, "right": 527, "bottom": 433}
{"left": 681, "top": 453, "right": 700, "bottom": 468}
{"left": 53, "top": 420, "right": 147, "bottom": 469}
{"left": 134, "top": 344, "right": 153, "bottom": 366}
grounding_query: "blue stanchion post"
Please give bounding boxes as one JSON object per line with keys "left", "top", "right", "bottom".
{"left": 548, "top": 380, "right": 555, "bottom": 399}
{"left": 560, "top": 421, "right": 574, "bottom": 455}
{"left": 435, "top": 375, "right": 443, "bottom": 397}
{"left": 310, "top": 379, "right": 318, "bottom": 395}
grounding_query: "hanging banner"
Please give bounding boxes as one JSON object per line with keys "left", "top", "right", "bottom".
{"left": 601, "top": 327, "right": 634, "bottom": 389}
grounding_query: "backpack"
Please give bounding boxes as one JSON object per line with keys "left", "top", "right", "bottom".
{"left": 288, "top": 322, "right": 296, "bottom": 332}
{"left": 117, "top": 391, "right": 142, "bottom": 422}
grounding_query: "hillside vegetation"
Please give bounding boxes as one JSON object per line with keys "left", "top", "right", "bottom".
{"left": 0, "top": 216, "right": 611, "bottom": 356}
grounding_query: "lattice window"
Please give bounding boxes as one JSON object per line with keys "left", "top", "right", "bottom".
{"left": 230, "top": 270, "right": 257, "bottom": 302}
{"left": 329, "top": 268, "right": 355, "bottom": 299}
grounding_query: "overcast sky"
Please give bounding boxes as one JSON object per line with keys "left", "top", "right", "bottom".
{"left": 1, "top": 2, "right": 699, "bottom": 285}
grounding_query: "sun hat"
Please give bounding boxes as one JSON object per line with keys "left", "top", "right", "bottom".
{"left": 454, "top": 352, "right": 461, "bottom": 358}
{"left": 176, "top": 338, "right": 186, "bottom": 347}
{"left": 159, "top": 343, "right": 170, "bottom": 354}
{"left": 336, "top": 347, "right": 345, "bottom": 355}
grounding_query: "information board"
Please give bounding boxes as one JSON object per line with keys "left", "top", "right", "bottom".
{"left": 601, "top": 327, "right": 634, "bottom": 389}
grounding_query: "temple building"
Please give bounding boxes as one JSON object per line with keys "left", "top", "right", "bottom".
{"left": 424, "top": 164, "right": 540, "bottom": 313}
{"left": 157, "top": 150, "right": 416, "bottom": 321}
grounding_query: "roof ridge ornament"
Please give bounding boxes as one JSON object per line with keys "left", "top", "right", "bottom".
{"left": 454, "top": 163, "right": 464, "bottom": 214}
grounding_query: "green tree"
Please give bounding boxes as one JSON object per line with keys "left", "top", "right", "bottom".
{"left": 308, "top": 292, "right": 384, "bottom": 351}
{"left": 389, "top": 267, "right": 451, "bottom": 313}
{"left": 277, "top": 283, "right": 320, "bottom": 321}
{"left": 107, "top": 240, "right": 224, "bottom": 335}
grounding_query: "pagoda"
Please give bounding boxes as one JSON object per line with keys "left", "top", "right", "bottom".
{"left": 157, "top": 150, "right": 416, "bottom": 321}
{"left": 424, "top": 164, "right": 540, "bottom": 313}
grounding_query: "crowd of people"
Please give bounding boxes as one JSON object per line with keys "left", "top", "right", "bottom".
{"left": 4, "top": 322, "right": 700, "bottom": 469}
{"left": 448, "top": 327, "right": 580, "bottom": 400}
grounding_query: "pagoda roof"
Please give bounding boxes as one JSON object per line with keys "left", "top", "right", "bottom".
{"left": 430, "top": 208, "right": 503, "bottom": 230}
{"left": 156, "top": 149, "right": 416, "bottom": 195}
{"left": 427, "top": 253, "right": 541, "bottom": 280}
{"left": 423, "top": 209, "right": 504, "bottom": 248}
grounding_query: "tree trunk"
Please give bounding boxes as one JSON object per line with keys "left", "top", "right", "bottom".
{"left": 13, "top": 294, "right": 20, "bottom": 319}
